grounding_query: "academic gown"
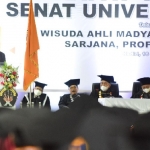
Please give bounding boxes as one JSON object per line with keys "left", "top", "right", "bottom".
{"left": 0, "top": 52, "right": 6, "bottom": 89}
{"left": 90, "top": 86, "right": 120, "bottom": 99}
{"left": 131, "top": 90, "right": 150, "bottom": 99}
{"left": 58, "top": 93, "right": 84, "bottom": 109}
{"left": 0, "top": 51, "right": 6, "bottom": 63}
{"left": 22, "top": 92, "right": 51, "bottom": 110}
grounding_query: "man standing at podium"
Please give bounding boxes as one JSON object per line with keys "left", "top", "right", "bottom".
{"left": 132, "top": 77, "right": 150, "bottom": 98}
{"left": 0, "top": 51, "right": 6, "bottom": 63}
{"left": 90, "top": 75, "right": 119, "bottom": 99}
{"left": 0, "top": 51, "right": 6, "bottom": 90}
{"left": 58, "top": 79, "right": 81, "bottom": 109}
{"left": 22, "top": 81, "right": 51, "bottom": 110}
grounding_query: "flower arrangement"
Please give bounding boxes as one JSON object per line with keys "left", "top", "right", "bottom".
{"left": 0, "top": 62, "right": 19, "bottom": 90}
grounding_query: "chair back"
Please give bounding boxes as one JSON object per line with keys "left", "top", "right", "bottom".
{"left": 132, "top": 82, "right": 142, "bottom": 96}
{"left": 92, "top": 83, "right": 100, "bottom": 92}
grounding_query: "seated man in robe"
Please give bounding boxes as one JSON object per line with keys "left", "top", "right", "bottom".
{"left": 58, "top": 79, "right": 82, "bottom": 109}
{"left": 131, "top": 77, "right": 150, "bottom": 99}
{"left": 90, "top": 75, "right": 120, "bottom": 99}
{"left": 22, "top": 81, "right": 51, "bottom": 110}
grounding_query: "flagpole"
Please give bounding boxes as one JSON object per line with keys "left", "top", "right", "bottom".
{"left": 29, "top": 85, "right": 32, "bottom": 107}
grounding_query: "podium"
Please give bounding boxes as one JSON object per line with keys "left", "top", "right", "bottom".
{"left": 0, "top": 88, "right": 17, "bottom": 109}
{"left": 98, "top": 98, "right": 150, "bottom": 114}
{"left": 0, "top": 62, "right": 18, "bottom": 109}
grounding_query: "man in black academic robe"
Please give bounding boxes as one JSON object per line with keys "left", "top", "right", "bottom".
{"left": 131, "top": 77, "right": 150, "bottom": 99}
{"left": 132, "top": 90, "right": 150, "bottom": 98}
{"left": 58, "top": 79, "right": 81, "bottom": 109}
{"left": 0, "top": 51, "right": 6, "bottom": 64}
{"left": 22, "top": 81, "right": 51, "bottom": 110}
{"left": 90, "top": 75, "right": 120, "bottom": 99}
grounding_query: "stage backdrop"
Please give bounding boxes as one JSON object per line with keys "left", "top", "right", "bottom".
{"left": 0, "top": 0, "right": 150, "bottom": 110}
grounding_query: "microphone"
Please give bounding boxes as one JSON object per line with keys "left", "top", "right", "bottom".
{"left": 20, "top": 102, "right": 22, "bottom": 108}
{"left": 39, "top": 102, "right": 41, "bottom": 109}
{"left": 31, "top": 102, "right": 34, "bottom": 108}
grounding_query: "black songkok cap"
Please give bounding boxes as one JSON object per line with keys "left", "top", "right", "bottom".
{"left": 137, "top": 77, "right": 150, "bottom": 85}
{"left": 64, "top": 79, "right": 80, "bottom": 87}
{"left": 34, "top": 81, "right": 47, "bottom": 89}
{"left": 98, "top": 75, "right": 116, "bottom": 83}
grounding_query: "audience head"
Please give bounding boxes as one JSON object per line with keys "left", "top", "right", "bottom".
{"left": 98, "top": 75, "right": 115, "bottom": 91}
{"left": 64, "top": 79, "right": 80, "bottom": 95}
{"left": 34, "top": 81, "right": 47, "bottom": 96}
{"left": 137, "top": 77, "right": 150, "bottom": 93}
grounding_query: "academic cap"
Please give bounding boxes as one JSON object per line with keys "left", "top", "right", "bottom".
{"left": 0, "top": 107, "right": 139, "bottom": 150}
{"left": 0, "top": 108, "right": 76, "bottom": 149}
{"left": 75, "top": 107, "right": 139, "bottom": 150}
{"left": 68, "top": 94, "right": 102, "bottom": 111}
{"left": 130, "top": 112, "right": 150, "bottom": 150}
{"left": 137, "top": 77, "right": 150, "bottom": 85}
{"left": 0, "top": 108, "right": 14, "bottom": 138}
{"left": 98, "top": 75, "right": 116, "bottom": 83}
{"left": 34, "top": 81, "right": 47, "bottom": 89}
{"left": 64, "top": 79, "right": 80, "bottom": 87}
{"left": 131, "top": 112, "right": 150, "bottom": 138}
{"left": 61, "top": 96, "right": 138, "bottom": 150}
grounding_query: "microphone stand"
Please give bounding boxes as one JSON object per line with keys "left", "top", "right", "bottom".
{"left": 39, "top": 102, "right": 41, "bottom": 109}
{"left": 20, "top": 102, "right": 22, "bottom": 108}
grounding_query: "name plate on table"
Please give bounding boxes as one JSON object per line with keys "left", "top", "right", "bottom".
{"left": 98, "top": 98, "right": 150, "bottom": 114}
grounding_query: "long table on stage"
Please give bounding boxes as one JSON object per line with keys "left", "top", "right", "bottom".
{"left": 98, "top": 98, "right": 150, "bottom": 114}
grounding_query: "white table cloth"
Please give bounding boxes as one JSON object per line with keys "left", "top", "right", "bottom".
{"left": 98, "top": 98, "right": 150, "bottom": 114}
